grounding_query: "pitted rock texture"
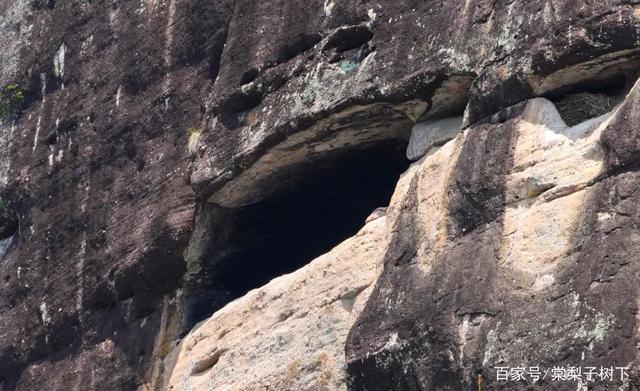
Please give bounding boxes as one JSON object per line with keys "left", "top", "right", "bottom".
{"left": 0, "top": 1, "right": 640, "bottom": 390}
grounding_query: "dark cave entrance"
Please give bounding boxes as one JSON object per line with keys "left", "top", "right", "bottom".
{"left": 183, "top": 139, "right": 410, "bottom": 330}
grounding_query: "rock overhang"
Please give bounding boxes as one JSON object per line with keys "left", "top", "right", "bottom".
{"left": 193, "top": 2, "right": 640, "bottom": 209}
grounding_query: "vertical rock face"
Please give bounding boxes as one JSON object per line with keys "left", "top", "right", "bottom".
{"left": 0, "top": 1, "right": 229, "bottom": 389}
{"left": 346, "top": 88, "right": 640, "bottom": 389}
{"left": 1, "top": 1, "right": 640, "bottom": 390}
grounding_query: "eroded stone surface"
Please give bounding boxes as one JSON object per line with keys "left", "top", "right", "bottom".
{"left": 166, "top": 89, "right": 640, "bottom": 390}
{"left": 192, "top": 1, "right": 640, "bottom": 207}
{"left": 346, "top": 83, "right": 640, "bottom": 390}
{"left": 167, "top": 213, "right": 389, "bottom": 391}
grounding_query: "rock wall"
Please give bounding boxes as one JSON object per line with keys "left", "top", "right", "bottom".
{"left": 166, "top": 86, "right": 640, "bottom": 389}
{"left": 0, "top": 1, "right": 640, "bottom": 390}
{"left": 0, "top": 1, "right": 222, "bottom": 389}
{"left": 347, "top": 87, "right": 640, "bottom": 390}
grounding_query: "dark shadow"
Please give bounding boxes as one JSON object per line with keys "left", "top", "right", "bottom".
{"left": 545, "top": 74, "right": 630, "bottom": 126}
{"left": 182, "top": 139, "right": 410, "bottom": 330}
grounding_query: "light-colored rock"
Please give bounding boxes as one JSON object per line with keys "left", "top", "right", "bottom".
{"left": 364, "top": 207, "right": 387, "bottom": 223}
{"left": 499, "top": 98, "right": 616, "bottom": 284}
{"left": 0, "top": 0, "right": 32, "bottom": 84}
{"left": 0, "top": 236, "right": 13, "bottom": 260}
{"left": 399, "top": 131, "right": 466, "bottom": 274}
{"left": 346, "top": 87, "right": 640, "bottom": 388}
{"left": 167, "top": 214, "right": 389, "bottom": 391}
{"left": 0, "top": 122, "right": 15, "bottom": 188}
{"left": 398, "top": 96, "right": 617, "bottom": 289}
{"left": 406, "top": 116, "right": 463, "bottom": 161}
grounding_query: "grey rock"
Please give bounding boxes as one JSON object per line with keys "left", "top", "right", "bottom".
{"left": 406, "top": 116, "right": 463, "bottom": 161}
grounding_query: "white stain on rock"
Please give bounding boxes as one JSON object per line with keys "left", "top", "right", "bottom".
{"left": 164, "top": 0, "right": 177, "bottom": 69}
{"left": 115, "top": 85, "right": 123, "bottom": 107}
{"left": 53, "top": 43, "right": 67, "bottom": 89}
{"left": 0, "top": 122, "right": 15, "bottom": 187}
{"left": 53, "top": 43, "right": 66, "bottom": 78}
{"left": 383, "top": 332, "right": 402, "bottom": 352}
{"left": 33, "top": 73, "right": 47, "bottom": 153}
{"left": 39, "top": 302, "right": 50, "bottom": 326}
{"left": 367, "top": 8, "right": 377, "bottom": 23}
{"left": 324, "top": 0, "right": 335, "bottom": 16}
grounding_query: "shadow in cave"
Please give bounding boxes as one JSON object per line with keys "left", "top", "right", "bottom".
{"left": 544, "top": 74, "right": 631, "bottom": 126}
{"left": 183, "top": 139, "right": 411, "bottom": 331}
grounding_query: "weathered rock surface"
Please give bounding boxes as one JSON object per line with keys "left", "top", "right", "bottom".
{"left": 161, "top": 84, "right": 640, "bottom": 390}
{"left": 192, "top": 0, "right": 640, "bottom": 207}
{"left": 166, "top": 212, "right": 387, "bottom": 391}
{"left": 0, "top": 1, "right": 216, "bottom": 389}
{"left": 0, "top": 0, "right": 640, "bottom": 390}
{"left": 166, "top": 86, "right": 640, "bottom": 390}
{"left": 346, "top": 83, "right": 640, "bottom": 390}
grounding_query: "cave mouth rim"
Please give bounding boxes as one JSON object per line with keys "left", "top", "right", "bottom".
{"left": 544, "top": 72, "right": 636, "bottom": 127}
{"left": 181, "top": 138, "right": 411, "bottom": 331}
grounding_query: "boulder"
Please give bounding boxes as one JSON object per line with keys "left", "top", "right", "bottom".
{"left": 406, "top": 116, "right": 463, "bottom": 161}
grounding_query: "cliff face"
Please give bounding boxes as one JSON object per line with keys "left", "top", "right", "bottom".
{"left": 1, "top": 1, "right": 640, "bottom": 390}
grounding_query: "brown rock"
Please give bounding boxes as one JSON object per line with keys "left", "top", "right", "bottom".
{"left": 0, "top": 0, "right": 640, "bottom": 390}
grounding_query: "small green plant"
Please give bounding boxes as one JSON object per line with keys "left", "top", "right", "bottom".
{"left": 0, "top": 84, "right": 24, "bottom": 122}
{"left": 186, "top": 127, "right": 201, "bottom": 156}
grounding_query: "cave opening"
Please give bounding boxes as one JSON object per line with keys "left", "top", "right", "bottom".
{"left": 545, "top": 73, "right": 633, "bottom": 126}
{"left": 183, "top": 139, "right": 410, "bottom": 329}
